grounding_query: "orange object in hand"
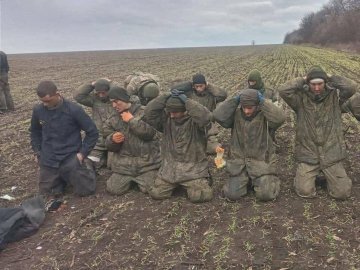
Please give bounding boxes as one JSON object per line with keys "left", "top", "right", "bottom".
{"left": 112, "top": 132, "right": 125, "bottom": 144}
{"left": 214, "top": 146, "right": 226, "bottom": 169}
{"left": 121, "top": 111, "right": 134, "bottom": 123}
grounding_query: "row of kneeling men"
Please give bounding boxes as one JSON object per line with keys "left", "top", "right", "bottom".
{"left": 30, "top": 67, "right": 360, "bottom": 208}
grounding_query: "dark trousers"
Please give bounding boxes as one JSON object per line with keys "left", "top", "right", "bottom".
{"left": 39, "top": 155, "right": 96, "bottom": 197}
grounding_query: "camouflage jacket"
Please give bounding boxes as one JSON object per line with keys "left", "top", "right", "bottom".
{"left": 73, "top": 83, "right": 115, "bottom": 150}
{"left": 213, "top": 98, "right": 285, "bottom": 176}
{"left": 188, "top": 83, "right": 227, "bottom": 112}
{"left": 103, "top": 103, "right": 161, "bottom": 176}
{"left": 341, "top": 92, "right": 360, "bottom": 121}
{"left": 124, "top": 72, "right": 160, "bottom": 95}
{"left": 144, "top": 95, "right": 211, "bottom": 183}
{"left": 279, "top": 75, "right": 357, "bottom": 168}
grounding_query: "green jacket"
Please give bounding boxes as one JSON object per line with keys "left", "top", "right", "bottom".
{"left": 213, "top": 98, "right": 285, "bottom": 176}
{"left": 144, "top": 95, "right": 211, "bottom": 183}
{"left": 341, "top": 92, "right": 360, "bottom": 121}
{"left": 73, "top": 83, "right": 115, "bottom": 151}
{"left": 279, "top": 75, "right": 357, "bottom": 168}
{"left": 103, "top": 103, "right": 161, "bottom": 176}
{"left": 188, "top": 83, "right": 227, "bottom": 112}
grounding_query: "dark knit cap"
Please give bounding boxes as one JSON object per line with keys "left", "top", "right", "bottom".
{"left": 166, "top": 96, "right": 186, "bottom": 112}
{"left": 94, "top": 79, "right": 110, "bottom": 92}
{"left": 108, "top": 86, "right": 130, "bottom": 102}
{"left": 306, "top": 66, "right": 328, "bottom": 83}
{"left": 192, "top": 73, "right": 206, "bottom": 85}
{"left": 240, "top": 88, "right": 260, "bottom": 107}
{"left": 37, "top": 80, "right": 58, "bottom": 97}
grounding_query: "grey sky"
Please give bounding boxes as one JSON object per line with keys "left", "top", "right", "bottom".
{"left": 0, "top": 0, "right": 329, "bottom": 53}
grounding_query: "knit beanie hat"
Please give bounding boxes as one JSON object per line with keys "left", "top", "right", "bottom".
{"left": 192, "top": 73, "right": 206, "bottom": 85}
{"left": 166, "top": 96, "right": 186, "bottom": 112}
{"left": 306, "top": 66, "right": 328, "bottom": 83}
{"left": 108, "top": 86, "right": 130, "bottom": 102}
{"left": 94, "top": 79, "right": 110, "bottom": 92}
{"left": 240, "top": 88, "right": 260, "bottom": 107}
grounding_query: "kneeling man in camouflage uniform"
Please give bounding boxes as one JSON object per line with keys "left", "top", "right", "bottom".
{"left": 279, "top": 66, "right": 357, "bottom": 199}
{"left": 103, "top": 86, "right": 161, "bottom": 195}
{"left": 144, "top": 85, "right": 213, "bottom": 203}
{"left": 213, "top": 89, "right": 285, "bottom": 201}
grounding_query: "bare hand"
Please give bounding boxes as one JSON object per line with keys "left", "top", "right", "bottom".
{"left": 77, "top": 153, "right": 84, "bottom": 163}
{"left": 121, "top": 111, "right": 134, "bottom": 123}
{"left": 112, "top": 132, "right": 125, "bottom": 144}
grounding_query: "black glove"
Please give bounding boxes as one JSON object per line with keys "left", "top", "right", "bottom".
{"left": 170, "top": 88, "right": 185, "bottom": 96}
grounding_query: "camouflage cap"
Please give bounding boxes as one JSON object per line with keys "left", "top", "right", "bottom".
{"left": 94, "top": 79, "right": 110, "bottom": 92}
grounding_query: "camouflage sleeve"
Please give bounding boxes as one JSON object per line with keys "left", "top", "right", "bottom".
{"left": 73, "top": 83, "right": 95, "bottom": 107}
{"left": 143, "top": 94, "right": 169, "bottom": 132}
{"left": 185, "top": 99, "right": 211, "bottom": 128}
{"left": 103, "top": 116, "right": 123, "bottom": 152}
{"left": 128, "top": 109, "right": 157, "bottom": 141}
{"left": 126, "top": 76, "right": 140, "bottom": 96}
{"left": 261, "top": 100, "right": 286, "bottom": 130}
{"left": 341, "top": 92, "right": 360, "bottom": 121}
{"left": 212, "top": 97, "right": 238, "bottom": 128}
{"left": 278, "top": 77, "right": 304, "bottom": 112}
{"left": 328, "top": 75, "right": 357, "bottom": 103}
{"left": 207, "top": 84, "right": 228, "bottom": 103}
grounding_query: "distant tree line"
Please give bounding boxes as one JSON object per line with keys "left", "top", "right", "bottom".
{"left": 284, "top": 0, "right": 360, "bottom": 47}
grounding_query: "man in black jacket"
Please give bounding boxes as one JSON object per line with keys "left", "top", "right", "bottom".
{"left": 30, "top": 81, "right": 99, "bottom": 198}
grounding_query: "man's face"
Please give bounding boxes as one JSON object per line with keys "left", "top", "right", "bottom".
{"left": 193, "top": 83, "right": 206, "bottom": 93}
{"left": 242, "top": 105, "right": 257, "bottom": 118}
{"left": 39, "top": 94, "right": 61, "bottom": 108}
{"left": 248, "top": 80, "right": 257, "bottom": 87}
{"left": 309, "top": 81, "right": 325, "bottom": 95}
{"left": 96, "top": 90, "right": 109, "bottom": 98}
{"left": 111, "top": 99, "right": 130, "bottom": 113}
{"left": 170, "top": 111, "right": 186, "bottom": 119}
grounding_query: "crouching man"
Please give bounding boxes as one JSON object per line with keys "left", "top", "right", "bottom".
{"left": 144, "top": 86, "right": 213, "bottom": 203}
{"left": 30, "top": 81, "right": 98, "bottom": 198}
{"left": 213, "top": 89, "right": 285, "bottom": 201}
{"left": 103, "top": 86, "right": 161, "bottom": 195}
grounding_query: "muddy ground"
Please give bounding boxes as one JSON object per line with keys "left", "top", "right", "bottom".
{"left": 0, "top": 45, "right": 359, "bottom": 269}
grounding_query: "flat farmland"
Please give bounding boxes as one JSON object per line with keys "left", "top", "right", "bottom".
{"left": 0, "top": 45, "right": 359, "bottom": 269}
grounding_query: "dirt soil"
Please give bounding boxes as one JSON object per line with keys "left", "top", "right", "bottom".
{"left": 0, "top": 45, "right": 359, "bottom": 270}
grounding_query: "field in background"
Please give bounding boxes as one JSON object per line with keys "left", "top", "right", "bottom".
{"left": 0, "top": 45, "right": 359, "bottom": 269}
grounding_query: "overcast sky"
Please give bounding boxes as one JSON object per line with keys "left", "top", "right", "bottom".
{"left": 0, "top": 0, "right": 329, "bottom": 54}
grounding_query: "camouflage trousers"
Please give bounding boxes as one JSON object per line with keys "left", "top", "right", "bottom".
{"left": 0, "top": 73, "right": 14, "bottom": 111}
{"left": 223, "top": 166, "right": 280, "bottom": 201}
{"left": 294, "top": 162, "right": 352, "bottom": 200}
{"left": 149, "top": 177, "right": 213, "bottom": 203}
{"left": 87, "top": 148, "right": 108, "bottom": 170}
{"left": 39, "top": 155, "right": 96, "bottom": 197}
{"left": 106, "top": 170, "right": 157, "bottom": 195}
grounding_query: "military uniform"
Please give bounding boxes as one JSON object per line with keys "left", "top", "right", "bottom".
{"left": 124, "top": 72, "right": 160, "bottom": 105}
{"left": 188, "top": 82, "right": 227, "bottom": 154}
{"left": 144, "top": 94, "right": 213, "bottom": 203}
{"left": 103, "top": 103, "right": 161, "bottom": 195}
{"left": 74, "top": 81, "right": 115, "bottom": 168}
{"left": 213, "top": 90, "right": 285, "bottom": 201}
{"left": 342, "top": 92, "right": 360, "bottom": 121}
{"left": 279, "top": 73, "right": 357, "bottom": 199}
{"left": 0, "top": 51, "right": 14, "bottom": 112}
